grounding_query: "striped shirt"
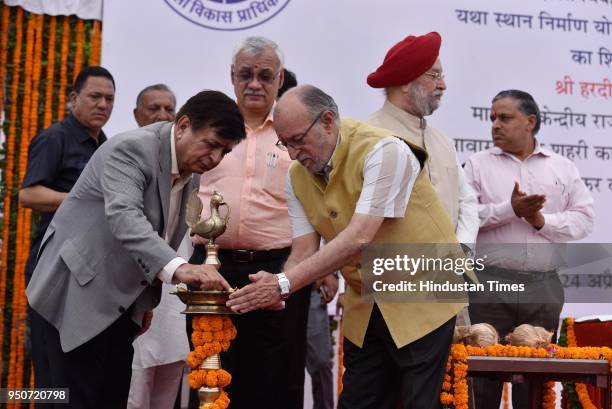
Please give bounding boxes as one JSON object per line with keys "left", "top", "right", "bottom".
{"left": 286, "top": 136, "right": 421, "bottom": 238}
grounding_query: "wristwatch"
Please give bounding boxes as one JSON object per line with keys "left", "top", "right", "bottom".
{"left": 276, "top": 272, "right": 291, "bottom": 301}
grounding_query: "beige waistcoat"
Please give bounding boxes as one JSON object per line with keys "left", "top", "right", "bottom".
{"left": 290, "top": 119, "right": 469, "bottom": 348}
{"left": 369, "top": 100, "right": 459, "bottom": 228}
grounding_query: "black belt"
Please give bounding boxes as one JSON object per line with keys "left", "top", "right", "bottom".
{"left": 217, "top": 247, "right": 291, "bottom": 263}
{"left": 482, "top": 266, "right": 558, "bottom": 282}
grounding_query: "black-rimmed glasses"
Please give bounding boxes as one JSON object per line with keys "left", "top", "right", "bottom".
{"left": 275, "top": 111, "right": 325, "bottom": 151}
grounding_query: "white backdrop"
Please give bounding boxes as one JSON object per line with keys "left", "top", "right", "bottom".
{"left": 102, "top": 0, "right": 611, "bottom": 241}
{"left": 102, "top": 0, "right": 612, "bottom": 316}
{"left": 102, "top": 0, "right": 611, "bottom": 318}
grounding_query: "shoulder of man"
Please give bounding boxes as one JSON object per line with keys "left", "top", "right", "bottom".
{"left": 541, "top": 146, "right": 580, "bottom": 172}
{"left": 105, "top": 122, "right": 168, "bottom": 150}
{"left": 367, "top": 107, "right": 386, "bottom": 124}
{"left": 29, "top": 118, "right": 73, "bottom": 148}
{"left": 426, "top": 123, "right": 457, "bottom": 148}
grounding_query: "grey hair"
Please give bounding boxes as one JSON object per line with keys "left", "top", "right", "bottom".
{"left": 135, "top": 83, "right": 176, "bottom": 107}
{"left": 492, "top": 89, "right": 541, "bottom": 135}
{"left": 296, "top": 85, "right": 340, "bottom": 127}
{"left": 232, "top": 36, "right": 284, "bottom": 67}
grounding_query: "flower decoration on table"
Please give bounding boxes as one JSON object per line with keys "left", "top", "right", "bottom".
{"left": 187, "top": 316, "right": 237, "bottom": 409}
{"left": 559, "top": 317, "right": 611, "bottom": 409}
{"left": 441, "top": 320, "right": 612, "bottom": 408}
{"left": 441, "top": 343, "right": 469, "bottom": 409}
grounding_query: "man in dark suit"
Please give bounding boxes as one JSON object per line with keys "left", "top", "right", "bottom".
{"left": 26, "top": 90, "right": 246, "bottom": 409}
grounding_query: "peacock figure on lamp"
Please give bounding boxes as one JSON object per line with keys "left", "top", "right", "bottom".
{"left": 186, "top": 189, "right": 229, "bottom": 268}
{"left": 174, "top": 189, "right": 237, "bottom": 409}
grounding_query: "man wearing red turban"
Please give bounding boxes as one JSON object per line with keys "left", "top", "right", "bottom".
{"left": 367, "top": 32, "right": 478, "bottom": 247}
{"left": 367, "top": 32, "right": 480, "bottom": 406}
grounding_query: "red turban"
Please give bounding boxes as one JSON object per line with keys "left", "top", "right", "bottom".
{"left": 367, "top": 32, "right": 442, "bottom": 88}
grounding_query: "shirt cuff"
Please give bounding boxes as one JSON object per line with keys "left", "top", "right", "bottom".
{"left": 157, "top": 257, "right": 187, "bottom": 284}
{"left": 537, "top": 213, "right": 558, "bottom": 239}
{"left": 496, "top": 200, "right": 517, "bottom": 223}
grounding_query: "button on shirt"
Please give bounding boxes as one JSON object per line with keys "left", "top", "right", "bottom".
{"left": 194, "top": 112, "right": 292, "bottom": 250}
{"left": 22, "top": 114, "right": 107, "bottom": 275}
{"left": 464, "top": 142, "right": 594, "bottom": 271}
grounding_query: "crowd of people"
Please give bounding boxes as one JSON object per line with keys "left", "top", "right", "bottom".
{"left": 20, "top": 32, "right": 594, "bottom": 409}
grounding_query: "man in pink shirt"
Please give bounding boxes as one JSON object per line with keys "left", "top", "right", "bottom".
{"left": 464, "top": 90, "right": 594, "bottom": 409}
{"left": 189, "top": 36, "right": 311, "bottom": 409}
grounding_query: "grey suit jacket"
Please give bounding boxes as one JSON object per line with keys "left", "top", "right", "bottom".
{"left": 26, "top": 122, "right": 199, "bottom": 352}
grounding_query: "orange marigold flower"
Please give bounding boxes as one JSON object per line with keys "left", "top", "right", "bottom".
{"left": 209, "top": 316, "right": 224, "bottom": 331}
{"left": 191, "top": 331, "right": 204, "bottom": 346}
{"left": 202, "top": 331, "right": 214, "bottom": 343}
{"left": 205, "top": 371, "right": 218, "bottom": 387}
{"left": 217, "top": 369, "right": 232, "bottom": 387}
{"left": 222, "top": 316, "right": 234, "bottom": 329}
{"left": 211, "top": 341, "right": 222, "bottom": 354}
{"left": 195, "top": 345, "right": 208, "bottom": 360}
{"left": 440, "top": 392, "right": 453, "bottom": 405}
{"left": 188, "top": 370, "right": 205, "bottom": 389}
{"left": 195, "top": 316, "right": 213, "bottom": 332}
{"left": 186, "top": 351, "right": 202, "bottom": 369}
{"left": 213, "top": 331, "right": 226, "bottom": 342}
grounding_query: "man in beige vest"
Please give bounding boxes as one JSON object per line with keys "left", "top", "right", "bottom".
{"left": 228, "top": 85, "right": 474, "bottom": 409}
{"left": 367, "top": 32, "right": 478, "bottom": 248}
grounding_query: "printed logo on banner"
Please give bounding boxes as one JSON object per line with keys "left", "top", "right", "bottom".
{"left": 164, "top": 0, "right": 291, "bottom": 31}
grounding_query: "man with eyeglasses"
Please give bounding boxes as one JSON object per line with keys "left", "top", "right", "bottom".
{"left": 464, "top": 90, "right": 594, "bottom": 409}
{"left": 227, "top": 85, "right": 474, "bottom": 409}
{"left": 190, "top": 36, "right": 311, "bottom": 409}
{"left": 367, "top": 33, "right": 479, "bottom": 295}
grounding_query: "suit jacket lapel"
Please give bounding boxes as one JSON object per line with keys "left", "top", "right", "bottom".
{"left": 157, "top": 123, "right": 173, "bottom": 237}
{"left": 169, "top": 175, "right": 200, "bottom": 249}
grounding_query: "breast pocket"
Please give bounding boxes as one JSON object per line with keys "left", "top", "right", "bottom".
{"left": 262, "top": 152, "right": 291, "bottom": 200}
{"left": 540, "top": 182, "right": 568, "bottom": 212}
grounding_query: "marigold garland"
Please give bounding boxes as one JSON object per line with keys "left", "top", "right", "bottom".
{"left": 0, "top": 5, "right": 10, "bottom": 114}
{"left": 187, "top": 369, "right": 232, "bottom": 389}
{"left": 57, "top": 16, "right": 70, "bottom": 119}
{"left": 4, "top": 6, "right": 24, "bottom": 391}
{"left": 188, "top": 316, "right": 236, "bottom": 409}
{"left": 72, "top": 19, "right": 84, "bottom": 82}
{"left": 89, "top": 20, "right": 101, "bottom": 66}
{"left": 564, "top": 318, "right": 603, "bottom": 409}
{"left": 502, "top": 382, "right": 510, "bottom": 409}
{"left": 0, "top": 6, "right": 104, "bottom": 393}
{"left": 12, "top": 12, "right": 39, "bottom": 394}
{"left": 200, "top": 390, "right": 230, "bottom": 409}
{"left": 43, "top": 15, "right": 57, "bottom": 127}
{"left": 541, "top": 381, "right": 556, "bottom": 409}
{"left": 441, "top": 340, "right": 612, "bottom": 408}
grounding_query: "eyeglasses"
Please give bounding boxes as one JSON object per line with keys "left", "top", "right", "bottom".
{"left": 233, "top": 69, "right": 280, "bottom": 85}
{"left": 276, "top": 111, "right": 326, "bottom": 151}
{"left": 423, "top": 71, "right": 445, "bottom": 82}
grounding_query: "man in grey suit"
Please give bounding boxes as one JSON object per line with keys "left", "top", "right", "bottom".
{"left": 26, "top": 90, "right": 246, "bottom": 409}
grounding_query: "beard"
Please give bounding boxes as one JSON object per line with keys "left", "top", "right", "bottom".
{"left": 409, "top": 83, "right": 443, "bottom": 117}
